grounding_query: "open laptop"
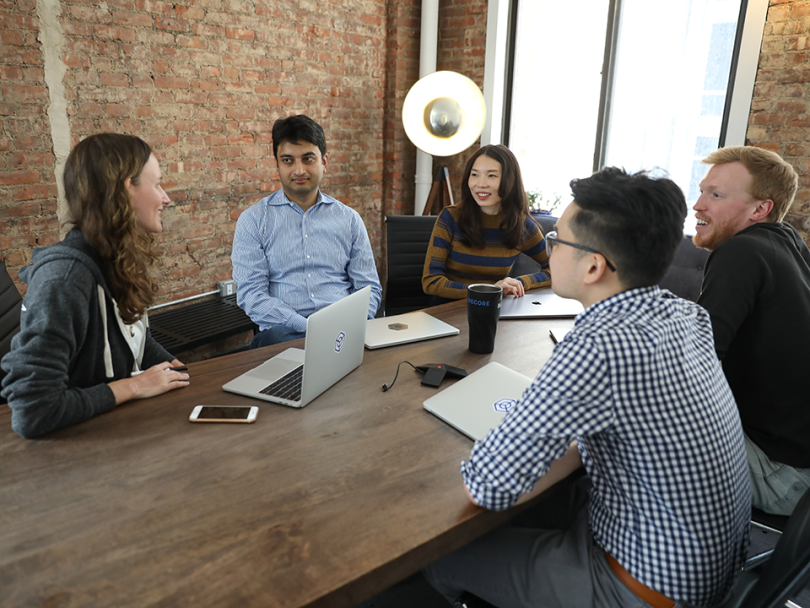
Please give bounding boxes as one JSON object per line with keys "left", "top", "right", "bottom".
{"left": 365, "top": 311, "right": 459, "bottom": 349}
{"left": 500, "top": 288, "right": 583, "bottom": 319}
{"left": 423, "top": 362, "right": 533, "bottom": 440}
{"left": 222, "top": 286, "right": 371, "bottom": 408}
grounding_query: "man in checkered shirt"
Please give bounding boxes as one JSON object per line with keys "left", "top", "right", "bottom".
{"left": 425, "top": 168, "right": 750, "bottom": 608}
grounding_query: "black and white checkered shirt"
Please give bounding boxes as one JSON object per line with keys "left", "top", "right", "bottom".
{"left": 462, "top": 286, "right": 750, "bottom": 606}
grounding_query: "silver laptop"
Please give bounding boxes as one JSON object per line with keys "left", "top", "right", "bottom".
{"left": 423, "top": 362, "right": 533, "bottom": 440}
{"left": 365, "top": 311, "right": 459, "bottom": 349}
{"left": 222, "top": 286, "right": 371, "bottom": 408}
{"left": 500, "top": 288, "right": 583, "bottom": 319}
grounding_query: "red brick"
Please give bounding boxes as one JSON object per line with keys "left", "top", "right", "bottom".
{"left": 112, "top": 11, "right": 153, "bottom": 27}
{"left": 793, "top": 4, "right": 810, "bottom": 19}
{"left": 155, "top": 16, "right": 190, "bottom": 32}
{"left": 14, "top": 184, "right": 58, "bottom": 201}
{"left": 768, "top": 5, "right": 791, "bottom": 21}
{"left": 0, "top": 29, "right": 24, "bottom": 45}
{"left": 225, "top": 27, "right": 255, "bottom": 41}
{"left": 0, "top": 169, "right": 39, "bottom": 186}
{"left": 2, "top": 83, "right": 47, "bottom": 101}
{"left": 154, "top": 75, "right": 190, "bottom": 89}
{"left": 100, "top": 72, "right": 129, "bottom": 87}
{"left": 175, "top": 6, "right": 204, "bottom": 20}
{"left": 776, "top": 99, "right": 808, "bottom": 112}
{"left": 69, "top": 5, "right": 112, "bottom": 23}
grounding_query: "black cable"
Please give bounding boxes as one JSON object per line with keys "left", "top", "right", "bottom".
{"left": 382, "top": 360, "right": 418, "bottom": 392}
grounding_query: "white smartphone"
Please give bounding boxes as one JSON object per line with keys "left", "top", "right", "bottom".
{"left": 189, "top": 405, "right": 259, "bottom": 423}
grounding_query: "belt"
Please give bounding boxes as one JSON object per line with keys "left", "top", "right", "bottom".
{"left": 605, "top": 551, "right": 675, "bottom": 608}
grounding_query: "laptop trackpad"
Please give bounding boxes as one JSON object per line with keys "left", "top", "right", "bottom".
{"left": 244, "top": 348, "right": 304, "bottom": 380}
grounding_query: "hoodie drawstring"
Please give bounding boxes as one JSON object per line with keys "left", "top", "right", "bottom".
{"left": 97, "top": 285, "right": 114, "bottom": 379}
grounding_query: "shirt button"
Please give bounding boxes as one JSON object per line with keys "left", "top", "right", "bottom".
{"left": 311, "top": 293, "right": 314, "bottom": 297}
{"left": 304, "top": 234, "right": 308, "bottom": 238}
{"left": 308, "top": 274, "right": 311, "bottom": 277}
{"left": 307, "top": 255, "right": 310, "bottom": 259}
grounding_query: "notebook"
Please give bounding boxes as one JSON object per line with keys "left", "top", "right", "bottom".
{"left": 365, "top": 311, "right": 459, "bottom": 349}
{"left": 423, "top": 362, "right": 534, "bottom": 440}
{"left": 222, "top": 286, "right": 371, "bottom": 408}
{"left": 500, "top": 288, "right": 583, "bottom": 319}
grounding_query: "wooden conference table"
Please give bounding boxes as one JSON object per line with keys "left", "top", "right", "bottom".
{"left": 0, "top": 300, "right": 575, "bottom": 608}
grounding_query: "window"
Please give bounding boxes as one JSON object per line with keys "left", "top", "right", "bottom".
{"left": 506, "top": 1, "right": 609, "bottom": 215}
{"left": 494, "top": 0, "right": 768, "bottom": 229}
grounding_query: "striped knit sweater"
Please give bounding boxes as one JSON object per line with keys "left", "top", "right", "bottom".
{"left": 422, "top": 205, "right": 551, "bottom": 300}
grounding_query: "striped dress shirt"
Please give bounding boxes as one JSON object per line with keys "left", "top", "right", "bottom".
{"left": 462, "top": 286, "right": 750, "bottom": 606}
{"left": 231, "top": 189, "right": 382, "bottom": 332}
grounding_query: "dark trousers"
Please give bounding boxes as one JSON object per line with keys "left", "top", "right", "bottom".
{"left": 423, "top": 478, "right": 677, "bottom": 608}
{"left": 250, "top": 326, "right": 306, "bottom": 349}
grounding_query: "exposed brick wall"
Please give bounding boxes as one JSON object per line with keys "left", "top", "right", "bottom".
{"left": 0, "top": 0, "right": 489, "bottom": 360}
{"left": 381, "top": 0, "right": 487, "bottom": 219}
{"left": 382, "top": 0, "right": 420, "bottom": 219}
{"left": 434, "top": 0, "right": 488, "bottom": 206}
{"left": 6, "top": 0, "right": 807, "bottom": 308}
{"left": 746, "top": 0, "right": 810, "bottom": 241}
{"left": 2, "top": 0, "right": 394, "bottom": 304}
{"left": 0, "top": 2, "right": 60, "bottom": 296}
{"left": 1, "top": 0, "right": 488, "bottom": 308}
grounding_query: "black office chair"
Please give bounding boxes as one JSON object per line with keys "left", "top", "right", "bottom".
{"left": 723, "top": 489, "right": 810, "bottom": 608}
{"left": 384, "top": 215, "right": 437, "bottom": 316}
{"left": 0, "top": 261, "right": 24, "bottom": 399}
{"left": 509, "top": 231, "right": 709, "bottom": 302}
{"left": 508, "top": 214, "right": 557, "bottom": 279}
{"left": 659, "top": 235, "right": 710, "bottom": 301}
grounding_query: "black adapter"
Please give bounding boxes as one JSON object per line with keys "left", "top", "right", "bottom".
{"left": 414, "top": 363, "right": 468, "bottom": 388}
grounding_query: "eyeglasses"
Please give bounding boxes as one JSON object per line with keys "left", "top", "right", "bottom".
{"left": 545, "top": 231, "right": 616, "bottom": 272}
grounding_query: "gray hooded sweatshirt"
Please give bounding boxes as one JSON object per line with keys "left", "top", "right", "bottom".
{"left": 1, "top": 230, "right": 174, "bottom": 438}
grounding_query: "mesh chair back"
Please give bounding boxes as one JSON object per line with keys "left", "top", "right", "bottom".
{"left": 0, "top": 261, "right": 23, "bottom": 396}
{"left": 659, "top": 236, "right": 709, "bottom": 301}
{"left": 740, "top": 489, "right": 810, "bottom": 608}
{"left": 385, "top": 215, "right": 437, "bottom": 316}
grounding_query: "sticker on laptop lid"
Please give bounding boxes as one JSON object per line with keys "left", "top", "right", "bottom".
{"left": 493, "top": 398, "right": 517, "bottom": 413}
{"left": 335, "top": 331, "right": 346, "bottom": 353}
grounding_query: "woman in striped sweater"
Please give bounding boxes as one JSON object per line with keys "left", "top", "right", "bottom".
{"left": 421, "top": 144, "right": 551, "bottom": 303}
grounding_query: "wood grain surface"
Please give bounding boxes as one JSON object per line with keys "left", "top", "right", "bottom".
{"left": 0, "top": 300, "right": 575, "bottom": 608}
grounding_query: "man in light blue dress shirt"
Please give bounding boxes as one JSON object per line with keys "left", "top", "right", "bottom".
{"left": 232, "top": 115, "right": 382, "bottom": 348}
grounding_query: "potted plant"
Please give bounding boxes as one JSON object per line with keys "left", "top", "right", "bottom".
{"left": 526, "top": 190, "right": 562, "bottom": 217}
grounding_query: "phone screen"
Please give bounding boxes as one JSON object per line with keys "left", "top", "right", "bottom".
{"left": 191, "top": 406, "right": 257, "bottom": 422}
{"left": 199, "top": 406, "right": 251, "bottom": 419}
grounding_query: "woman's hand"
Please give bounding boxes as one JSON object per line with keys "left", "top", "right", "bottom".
{"left": 109, "top": 361, "right": 190, "bottom": 405}
{"left": 495, "top": 277, "right": 525, "bottom": 297}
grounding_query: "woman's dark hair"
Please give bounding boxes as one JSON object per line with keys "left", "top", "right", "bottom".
{"left": 456, "top": 144, "right": 532, "bottom": 250}
{"left": 569, "top": 167, "right": 687, "bottom": 288}
{"left": 63, "top": 133, "right": 159, "bottom": 323}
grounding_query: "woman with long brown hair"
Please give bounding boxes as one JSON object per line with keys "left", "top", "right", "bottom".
{"left": 422, "top": 144, "right": 551, "bottom": 302}
{"left": 1, "top": 133, "right": 189, "bottom": 438}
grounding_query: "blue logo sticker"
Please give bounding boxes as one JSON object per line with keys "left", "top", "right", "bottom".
{"left": 335, "top": 331, "right": 346, "bottom": 353}
{"left": 493, "top": 398, "right": 516, "bottom": 413}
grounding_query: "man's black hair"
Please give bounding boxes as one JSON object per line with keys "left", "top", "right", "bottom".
{"left": 569, "top": 167, "right": 687, "bottom": 288}
{"left": 272, "top": 115, "right": 327, "bottom": 159}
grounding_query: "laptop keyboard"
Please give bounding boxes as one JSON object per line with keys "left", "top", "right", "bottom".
{"left": 259, "top": 365, "right": 304, "bottom": 402}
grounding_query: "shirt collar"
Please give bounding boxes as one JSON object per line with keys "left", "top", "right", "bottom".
{"left": 267, "top": 189, "right": 333, "bottom": 208}
{"left": 575, "top": 284, "right": 662, "bottom": 326}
